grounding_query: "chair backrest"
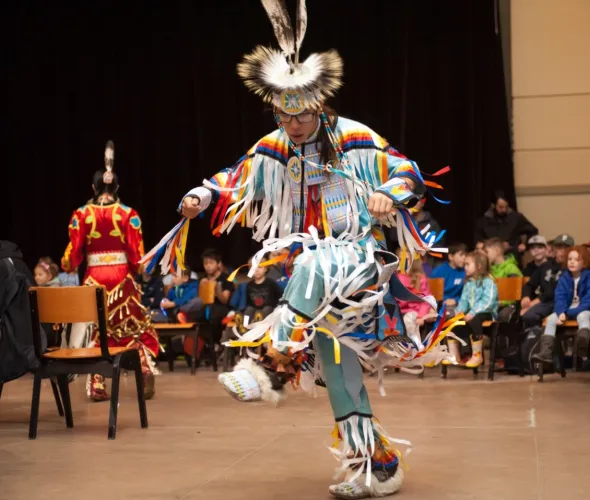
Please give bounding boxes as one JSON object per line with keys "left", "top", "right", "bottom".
{"left": 28, "top": 286, "right": 110, "bottom": 360}
{"left": 495, "top": 276, "right": 524, "bottom": 302}
{"left": 427, "top": 277, "right": 444, "bottom": 303}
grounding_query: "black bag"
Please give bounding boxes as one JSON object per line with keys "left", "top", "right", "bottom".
{"left": 0, "top": 241, "right": 45, "bottom": 382}
{"left": 520, "top": 326, "right": 543, "bottom": 375}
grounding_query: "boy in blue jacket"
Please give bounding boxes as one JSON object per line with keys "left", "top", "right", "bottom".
{"left": 430, "top": 243, "right": 467, "bottom": 314}
{"left": 154, "top": 268, "right": 200, "bottom": 323}
{"left": 534, "top": 245, "right": 590, "bottom": 364}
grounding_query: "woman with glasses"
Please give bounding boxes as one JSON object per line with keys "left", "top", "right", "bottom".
{"left": 145, "top": 2, "right": 450, "bottom": 498}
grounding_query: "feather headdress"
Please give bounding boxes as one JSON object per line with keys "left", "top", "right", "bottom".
{"left": 238, "top": 0, "right": 343, "bottom": 114}
{"left": 103, "top": 140, "right": 115, "bottom": 184}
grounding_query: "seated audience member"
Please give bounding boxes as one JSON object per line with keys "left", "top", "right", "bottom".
{"left": 484, "top": 237, "right": 522, "bottom": 322}
{"left": 520, "top": 258, "right": 561, "bottom": 329}
{"left": 153, "top": 267, "right": 199, "bottom": 323}
{"left": 265, "top": 249, "right": 288, "bottom": 281}
{"left": 242, "top": 257, "right": 283, "bottom": 325}
{"left": 450, "top": 251, "right": 499, "bottom": 368}
{"left": 533, "top": 245, "right": 590, "bottom": 364}
{"left": 523, "top": 235, "right": 550, "bottom": 277}
{"left": 188, "top": 248, "right": 234, "bottom": 342}
{"left": 34, "top": 257, "right": 61, "bottom": 287}
{"left": 474, "top": 191, "right": 538, "bottom": 264}
{"left": 550, "top": 234, "right": 575, "bottom": 258}
{"left": 395, "top": 251, "right": 437, "bottom": 349}
{"left": 430, "top": 243, "right": 467, "bottom": 315}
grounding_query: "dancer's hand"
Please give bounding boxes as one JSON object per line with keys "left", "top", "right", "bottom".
{"left": 182, "top": 196, "right": 202, "bottom": 219}
{"left": 558, "top": 312, "right": 566, "bottom": 324}
{"left": 368, "top": 193, "right": 394, "bottom": 219}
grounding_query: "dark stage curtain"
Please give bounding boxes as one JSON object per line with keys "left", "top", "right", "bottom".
{"left": 2, "top": 0, "right": 513, "bottom": 270}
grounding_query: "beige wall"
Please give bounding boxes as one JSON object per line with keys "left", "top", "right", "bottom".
{"left": 511, "top": 0, "right": 590, "bottom": 244}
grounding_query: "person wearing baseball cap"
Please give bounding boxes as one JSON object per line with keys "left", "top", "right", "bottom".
{"left": 523, "top": 235, "right": 549, "bottom": 277}
{"left": 521, "top": 234, "right": 563, "bottom": 328}
{"left": 549, "top": 234, "right": 575, "bottom": 268}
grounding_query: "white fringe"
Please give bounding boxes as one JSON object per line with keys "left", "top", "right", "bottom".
{"left": 234, "top": 358, "right": 286, "bottom": 407}
{"left": 328, "top": 415, "right": 411, "bottom": 489}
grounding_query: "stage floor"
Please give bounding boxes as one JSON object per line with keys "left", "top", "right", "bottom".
{"left": 1, "top": 365, "right": 589, "bottom": 500}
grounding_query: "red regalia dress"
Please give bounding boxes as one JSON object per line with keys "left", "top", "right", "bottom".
{"left": 61, "top": 199, "right": 159, "bottom": 399}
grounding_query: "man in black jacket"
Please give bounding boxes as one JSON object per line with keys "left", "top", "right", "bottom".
{"left": 474, "top": 191, "right": 538, "bottom": 261}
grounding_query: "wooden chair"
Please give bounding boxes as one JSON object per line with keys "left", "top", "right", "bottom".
{"left": 427, "top": 278, "right": 444, "bottom": 304}
{"left": 486, "top": 276, "right": 525, "bottom": 380}
{"left": 153, "top": 322, "right": 201, "bottom": 374}
{"left": 28, "top": 286, "right": 148, "bottom": 440}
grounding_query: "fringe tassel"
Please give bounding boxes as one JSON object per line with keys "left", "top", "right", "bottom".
{"left": 140, "top": 218, "right": 190, "bottom": 275}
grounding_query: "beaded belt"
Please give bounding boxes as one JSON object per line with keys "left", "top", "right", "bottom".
{"left": 87, "top": 251, "right": 128, "bottom": 267}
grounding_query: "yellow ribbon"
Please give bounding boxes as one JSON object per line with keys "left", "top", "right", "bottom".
{"left": 228, "top": 332, "right": 271, "bottom": 349}
{"left": 331, "top": 424, "right": 340, "bottom": 448}
{"left": 315, "top": 326, "right": 341, "bottom": 364}
{"left": 173, "top": 220, "right": 190, "bottom": 271}
{"left": 226, "top": 254, "right": 289, "bottom": 282}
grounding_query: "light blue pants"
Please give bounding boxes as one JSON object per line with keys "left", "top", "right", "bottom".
{"left": 281, "top": 249, "right": 376, "bottom": 419}
{"left": 543, "top": 310, "right": 590, "bottom": 337}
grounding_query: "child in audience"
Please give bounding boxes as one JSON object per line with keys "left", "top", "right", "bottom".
{"left": 395, "top": 253, "right": 437, "bottom": 348}
{"left": 190, "top": 248, "right": 234, "bottom": 342}
{"left": 521, "top": 237, "right": 562, "bottom": 328}
{"left": 523, "top": 235, "right": 549, "bottom": 277}
{"left": 34, "top": 257, "right": 61, "bottom": 287}
{"left": 451, "top": 251, "right": 499, "bottom": 368}
{"left": 533, "top": 245, "right": 590, "bottom": 364}
{"left": 242, "top": 258, "right": 283, "bottom": 326}
{"left": 484, "top": 237, "right": 522, "bottom": 322}
{"left": 35, "top": 257, "right": 62, "bottom": 347}
{"left": 430, "top": 243, "right": 466, "bottom": 315}
{"left": 156, "top": 267, "right": 200, "bottom": 323}
{"left": 265, "top": 249, "right": 288, "bottom": 281}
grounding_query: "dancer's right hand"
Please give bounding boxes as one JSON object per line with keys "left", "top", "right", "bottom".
{"left": 181, "top": 196, "right": 202, "bottom": 219}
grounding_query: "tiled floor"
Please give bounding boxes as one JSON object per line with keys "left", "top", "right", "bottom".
{"left": 1, "top": 365, "right": 589, "bottom": 500}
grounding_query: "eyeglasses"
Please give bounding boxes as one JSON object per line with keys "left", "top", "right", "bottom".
{"left": 276, "top": 112, "right": 317, "bottom": 124}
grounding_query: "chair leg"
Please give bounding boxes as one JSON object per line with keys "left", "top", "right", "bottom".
{"left": 211, "top": 335, "right": 218, "bottom": 373}
{"left": 167, "top": 345, "right": 175, "bottom": 372}
{"left": 488, "top": 325, "right": 499, "bottom": 381}
{"left": 0, "top": 381, "right": 4, "bottom": 400}
{"left": 108, "top": 362, "right": 122, "bottom": 440}
{"left": 191, "top": 332, "right": 198, "bottom": 375}
{"left": 28, "top": 372, "right": 42, "bottom": 439}
{"left": 559, "top": 337, "right": 567, "bottom": 378}
{"left": 133, "top": 356, "right": 149, "bottom": 429}
{"left": 49, "top": 378, "right": 64, "bottom": 417}
{"left": 441, "top": 364, "right": 448, "bottom": 379}
{"left": 56, "top": 375, "right": 73, "bottom": 428}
